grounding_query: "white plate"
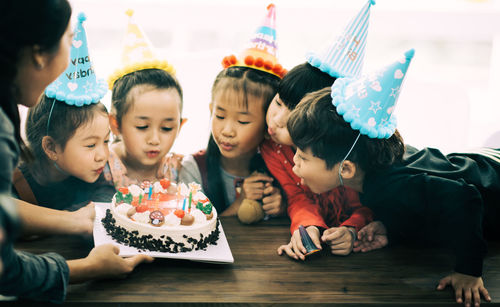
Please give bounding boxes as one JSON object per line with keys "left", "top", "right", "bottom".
{"left": 93, "top": 202, "right": 234, "bottom": 263}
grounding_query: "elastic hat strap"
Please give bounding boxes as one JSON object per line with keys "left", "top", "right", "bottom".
{"left": 46, "top": 99, "right": 56, "bottom": 136}
{"left": 338, "top": 132, "right": 361, "bottom": 186}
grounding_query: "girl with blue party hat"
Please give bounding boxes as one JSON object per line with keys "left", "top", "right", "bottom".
{"left": 14, "top": 13, "right": 114, "bottom": 210}
{"left": 287, "top": 48, "right": 499, "bottom": 306}
{"left": 180, "top": 4, "right": 285, "bottom": 218}
{"left": 105, "top": 10, "right": 184, "bottom": 189}
{"left": 266, "top": 0, "right": 375, "bottom": 260}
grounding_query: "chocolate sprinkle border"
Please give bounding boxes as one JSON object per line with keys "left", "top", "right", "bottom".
{"left": 101, "top": 209, "right": 220, "bottom": 253}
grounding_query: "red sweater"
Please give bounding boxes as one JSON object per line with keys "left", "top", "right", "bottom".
{"left": 260, "top": 138, "right": 373, "bottom": 234}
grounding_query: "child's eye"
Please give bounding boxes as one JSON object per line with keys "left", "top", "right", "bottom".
{"left": 275, "top": 99, "right": 282, "bottom": 107}
{"left": 162, "top": 127, "right": 173, "bottom": 132}
{"left": 86, "top": 144, "right": 96, "bottom": 148}
{"left": 104, "top": 139, "right": 110, "bottom": 144}
{"left": 238, "top": 121, "right": 250, "bottom": 125}
{"left": 136, "top": 126, "right": 148, "bottom": 130}
{"left": 215, "top": 115, "right": 224, "bottom": 120}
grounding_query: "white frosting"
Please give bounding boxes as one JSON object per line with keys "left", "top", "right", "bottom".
{"left": 116, "top": 203, "right": 133, "bottom": 216}
{"left": 191, "top": 208, "right": 207, "bottom": 224}
{"left": 153, "top": 182, "right": 164, "bottom": 194}
{"left": 128, "top": 184, "right": 143, "bottom": 197}
{"left": 179, "top": 182, "right": 189, "bottom": 195}
{"left": 132, "top": 211, "right": 151, "bottom": 224}
{"left": 164, "top": 212, "right": 181, "bottom": 227}
{"left": 193, "top": 191, "right": 206, "bottom": 202}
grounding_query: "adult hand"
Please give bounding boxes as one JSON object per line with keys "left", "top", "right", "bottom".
{"left": 277, "top": 226, "right": 321, "bottom": 260}
{"left": 352, "top": 221, "right": 388, "bottom": 253}
{"left": 71, "top": 202, "right": 96, "bottom": 237}
{"left": 69, "top": 244, "right": 154, "bottom": 283}
{"left": 437, "top": 272, "right": 491, "bottom": 307}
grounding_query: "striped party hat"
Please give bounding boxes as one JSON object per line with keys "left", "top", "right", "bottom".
{"left": 222, "top": 4, "right": 286, "bottom": 78}
{"left": 332, "top": 49, "right": 415, "bottom": 139}
{"left": 307, "top": 0, "right": 375, "bottom": 78}
{"left": 108, "top": 9, "right": 175, "bottom": 89}
{"left": 45, "top": 13, "right": 107, "bottom": 107}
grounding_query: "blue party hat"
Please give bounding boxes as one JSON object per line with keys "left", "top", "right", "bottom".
{"left": 331, "top": 49, "right": 415, "bottom": 139}
{"left": 307, "top": 0, "right": 375, "bottom": 78}
{"left": 45, "top": 13, "right": 107, "bottom": 107}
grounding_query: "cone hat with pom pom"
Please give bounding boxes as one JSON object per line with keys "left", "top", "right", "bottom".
{"left": 45, "top": 12, "right": 107, "bottom": 107}
{"left": 107, "top": 9, "right": 175, "bottom": 89}
{"left": 307, "top": 0, "right": 375, "bottom": 78}
{"left": 222, "top": 4, "right": 286, "bottom": 78}
{"left": 332, "top": 49, "right": 414, "bottom": 139}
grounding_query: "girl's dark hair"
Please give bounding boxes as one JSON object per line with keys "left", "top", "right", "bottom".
{"left": 278, "top": 62, "right": 336, "bottom": 110}
{"left": 0, "top": 0, "right": 72, "bottom": 160}
{"left": 111, "top": 68, "right": 183, "bottom": 128}
{"left": 288, "top": 87, "right": 405, "bottom": 174}
{"left": 206, "top": 67, "right": 279, "bottom": 211}
{"left": 26, "top": 95, "right": 108, "bottom": 167}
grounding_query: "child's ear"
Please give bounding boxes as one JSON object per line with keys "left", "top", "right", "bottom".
{"left": 340, "top": 160, "right": 357, "bottom": 180}
{"left": 208, "top": 102, "right": 213, "bottom": 113}
{"left": 31, "top": 45, "right": 46, "bottom": 70}
{"left": 42, "top": 136, "right": 58, "bottom": 161}
{"left": 109, "top": 114, "right": 120, "bottom": 136}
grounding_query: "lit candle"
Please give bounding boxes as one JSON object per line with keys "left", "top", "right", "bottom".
{"left": 182, "top": 198, "right": 186, "bottom": 211}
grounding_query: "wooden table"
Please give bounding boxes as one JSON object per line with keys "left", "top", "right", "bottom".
{"left": 11, "top": 217, "right": 500, "bottom": 306}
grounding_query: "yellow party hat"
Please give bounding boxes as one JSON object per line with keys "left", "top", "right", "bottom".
{"left": 107, "top": 9, "right": 175, "bottom": 89}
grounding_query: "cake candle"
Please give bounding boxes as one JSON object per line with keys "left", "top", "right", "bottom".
{"left": 182, "top": 198, "right": 186, "bottom": 211}
{"left": 188, "top": 191, "right": 192, "bottom": 211}
{"left": 148, "top": 184, "right": 153, "bottom": 200}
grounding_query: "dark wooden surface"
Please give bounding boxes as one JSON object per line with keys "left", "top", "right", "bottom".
{"left": 10, "top": 217, "right": 500, "bottom": 306}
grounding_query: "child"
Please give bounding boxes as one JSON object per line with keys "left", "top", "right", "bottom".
{"left": 13, "top": 12, "right": 113, "bottom": 210}
{"left": 268, "top": 0, "right": 375, "bottom": 259}
{"left": 179, "top": 4, "right": 285, "bottom": 216}
{"left": 15, "top": 96, "right": 113, "bottom": 210}
{"left": 105, "top": 10, "right": 184, "bottom": 187}
{"left": 269, "top": 63, "right": 373, "bottom": 260}
{"left": 287, "top": 49, "right": 498, "bottom": 306}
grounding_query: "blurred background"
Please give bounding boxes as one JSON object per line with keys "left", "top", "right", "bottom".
{"left": 27, "top": 0, "right": 500, "bottom": 155}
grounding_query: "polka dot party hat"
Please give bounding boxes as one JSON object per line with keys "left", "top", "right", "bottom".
{"left": 221, "top": 4, "right": 286, "bottom": 78}
{"left": 331, "top": 49, "right": 415, "bottom": 139}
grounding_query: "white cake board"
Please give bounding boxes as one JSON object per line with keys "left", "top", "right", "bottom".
{"left": 93, "top": 202, "right": 234, "bottom": 264}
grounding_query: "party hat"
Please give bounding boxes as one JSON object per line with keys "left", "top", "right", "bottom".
{"left": 331, "top": 49, "right": 415, "bottom": 139}
{"left": 45, "top": 13, "right": 107, "bottom": 107}
{"left": 222, "top": 4, "right": 286, "bottom": 78}
{"left": 108, "top": 9, "right": 175, "bottom": 89}
{"left": 307, "top": 0, "right": 375, "bottom": 78}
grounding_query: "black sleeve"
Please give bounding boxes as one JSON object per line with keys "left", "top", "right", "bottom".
{"left": 374, "top": 173, "right": 487, "bottom": 277}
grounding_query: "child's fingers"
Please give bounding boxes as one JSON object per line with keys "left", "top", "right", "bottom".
{"left": 247, "top": 173, "right": 274, "bottom": 183}
{"left": 479, "top": 286, "right": 491, "bottom": 302}
{"left": 263, "top": 185, "right": 275, "bottom": 195}
{"left": 437, "top": 276, "right": 451, "bottom": 290}
{"left": 291, "top": 236, "right": 306, "bottom": 259}
{"left": 322, "top": 228, "right": 345, "bottom": 243}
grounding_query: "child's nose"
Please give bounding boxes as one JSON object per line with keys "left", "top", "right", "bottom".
{"left": 95, "top": 145, "right": 108, "bottom": 162}
{"left": 147, "top": 130, "right": 160, "bottom": 145}
{"left": 221, "top": 122, "right": 235, "bottom": 137}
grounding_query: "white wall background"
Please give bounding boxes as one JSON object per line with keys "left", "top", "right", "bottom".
{"left": 55, "top": 0, "right": 500, "bottom": 154}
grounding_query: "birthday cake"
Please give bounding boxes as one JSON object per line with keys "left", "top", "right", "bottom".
{"left": 101, "top": 179, "right": 219, "bottom": 253}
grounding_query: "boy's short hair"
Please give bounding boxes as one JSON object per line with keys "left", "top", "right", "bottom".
{"left": 287, "top": 87, "right": 405, "bottom": 173}
{"left": 278, "top": 62, "right": 336, "bottom": 110}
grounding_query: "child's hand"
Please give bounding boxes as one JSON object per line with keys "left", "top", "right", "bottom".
{"left": 353, "top": 221, "right": 388, "bottom": 253}
{"left": 261, "top": 182, "right": 284, "bottom": 216}
{"left": 241, "top": 173, "right": 273, "bottom": 201}
{"left": 277, "top": 226, "right": 321, "bottom": 260}
{"left": 437, "top": 272, "right": 491, "bottom": 307}
{"left": 71, "top": 202, "right": 96, "bottom": 237}
{"left": 69, "top": 244, "right": 154, "bottom": 283}
{"left": 321, "top": 226, "right": 355, "bottom": 256}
